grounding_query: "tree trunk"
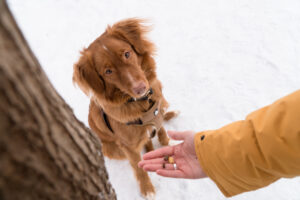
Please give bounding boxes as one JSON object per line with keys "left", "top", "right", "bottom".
{"left": 0, "top": 1, "right": 116, "bottom": 199}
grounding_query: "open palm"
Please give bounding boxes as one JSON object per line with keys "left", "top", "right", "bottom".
{"left": 138, "top": 130, "right": 207, "bottom": 179}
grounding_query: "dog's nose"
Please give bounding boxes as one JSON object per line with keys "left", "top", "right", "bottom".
{"left": 132, "top": 82, "right": 146, "bottom": 96}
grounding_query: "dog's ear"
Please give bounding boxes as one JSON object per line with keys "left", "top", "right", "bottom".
{"left": 108, "top": 18, "right": 155, "bottom": 55}
{"left": 73, "top": 49, "right": 105, "bottom": 96}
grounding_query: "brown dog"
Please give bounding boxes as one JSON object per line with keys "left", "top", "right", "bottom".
{"left": 73, "top": 18, "right": 177, "bottom": 198}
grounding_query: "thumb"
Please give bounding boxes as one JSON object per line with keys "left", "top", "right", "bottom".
{"left": 167, "top": 130, "right": 191, "bottom": 141}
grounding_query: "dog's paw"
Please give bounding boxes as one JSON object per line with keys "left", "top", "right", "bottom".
{"left": 140, "top": 181, "right": 155, "bottom": 200}
{"left": 163, "top": 110, "right": 180, "bottom": 121}
{"left": 173, "top": 110, "right": 180, "bottom": 116}
{"left": 145, "top": 192, "right": 155, "bottom": 200}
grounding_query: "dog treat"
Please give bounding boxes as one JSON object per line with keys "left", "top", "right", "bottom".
{"left": 164, "top": 155, "right": 169, "bottom": 161}
{"left": 168, "top": 156, "right": 174, "bottom": 164}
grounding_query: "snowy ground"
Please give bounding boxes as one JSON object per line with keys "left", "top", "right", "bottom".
{"left": 7, "top": 0, "right": 300, "bottom": 199}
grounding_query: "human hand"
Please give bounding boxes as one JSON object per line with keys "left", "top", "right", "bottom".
{"left": 138, "top": 130, "right": 207, "bottom": 179}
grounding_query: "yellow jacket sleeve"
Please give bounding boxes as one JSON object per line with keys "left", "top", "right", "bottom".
{"left": 194, "top": 90, "right": 300, "bottom": 197}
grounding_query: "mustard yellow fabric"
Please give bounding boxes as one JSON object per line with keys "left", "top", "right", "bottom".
{"left": 194, "top": 90, "right": 300, "bottom": 197}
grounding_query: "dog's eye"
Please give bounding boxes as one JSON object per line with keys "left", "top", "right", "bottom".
{"left": 105, "top": 69, "right": 112, "bottom": 74}
{"left": 124, "top": 51, "right": 130, "bottom": 59}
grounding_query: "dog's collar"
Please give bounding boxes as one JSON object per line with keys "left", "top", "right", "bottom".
{"left": 127, "top": 88, "right": 153, "bottom": 103}
{"left": 126, "top": 99, "right": 163, "bottom": 138}
{"left": 100, "top": 87, "right": 162, "bottom": 138}
{"left": 100, "top": 109, "right": 114, "bottom": 134}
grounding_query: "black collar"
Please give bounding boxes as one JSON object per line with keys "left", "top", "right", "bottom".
{"left": 100, "top": 88, "right": 154, "bottom": 134}
{"left": 101, "top": 109, "right": 114, "bottom": 134}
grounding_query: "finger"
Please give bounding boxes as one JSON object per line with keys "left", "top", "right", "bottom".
{"left": 156, "top": 169, "right": 185, "bottom": 178}
{"left": 138, "top": 157, "right": 165, "bottom": 168}
{"left": 143, "top": 163, "right": 177, "bottom": 172}
{"left": 167, "top": 130, "right": 192, "bottom": 141}
{"left": 142, "top": 146, "right": 174, "bottom": 160}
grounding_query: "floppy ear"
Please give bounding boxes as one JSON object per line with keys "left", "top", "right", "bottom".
{"left": 108, "top": 18, "right": 155, "bottom": 55}
{"left": 73, "top": 49, "right": 105, "bottom": 96}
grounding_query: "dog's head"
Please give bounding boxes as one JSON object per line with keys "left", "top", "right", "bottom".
{"left": 73, "top": 18, "right": 156, "bottom": 100}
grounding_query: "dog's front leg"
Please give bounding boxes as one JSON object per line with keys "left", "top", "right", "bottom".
{"left": 158, "top": 127, "right": 169, "bottom": 146}
{"left": 121, "top": 146, "right": 155, "bottom": 199}
{"left": 145, "top": 140, "right": 154, "bottom": 152}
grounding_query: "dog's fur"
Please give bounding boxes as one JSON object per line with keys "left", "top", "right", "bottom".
{"left": 73, "top": 18, "right": 176, "bottom": 198}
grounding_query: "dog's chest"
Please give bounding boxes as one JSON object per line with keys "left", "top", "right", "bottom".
{"left": 113, "top": 122, "right": 150, "bottom": 146}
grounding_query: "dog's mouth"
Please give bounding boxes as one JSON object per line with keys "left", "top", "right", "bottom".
{"left": 139, "top": 89, "right": 149, "bottom": 98}
{"left": 128, "top": 88, "right": 153, "bottom": 102}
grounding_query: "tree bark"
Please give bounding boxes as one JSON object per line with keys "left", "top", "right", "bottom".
{"left": 0, "top": 1, "right": 116, "bottom": 199}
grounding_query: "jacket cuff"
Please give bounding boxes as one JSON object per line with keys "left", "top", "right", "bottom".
{"left": 194, "top": 131, "right": 232, "bottom": 197}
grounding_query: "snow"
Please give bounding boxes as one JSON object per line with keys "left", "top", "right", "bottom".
{"left": 7, "top": 0, "right": 300, "bottom": 199}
